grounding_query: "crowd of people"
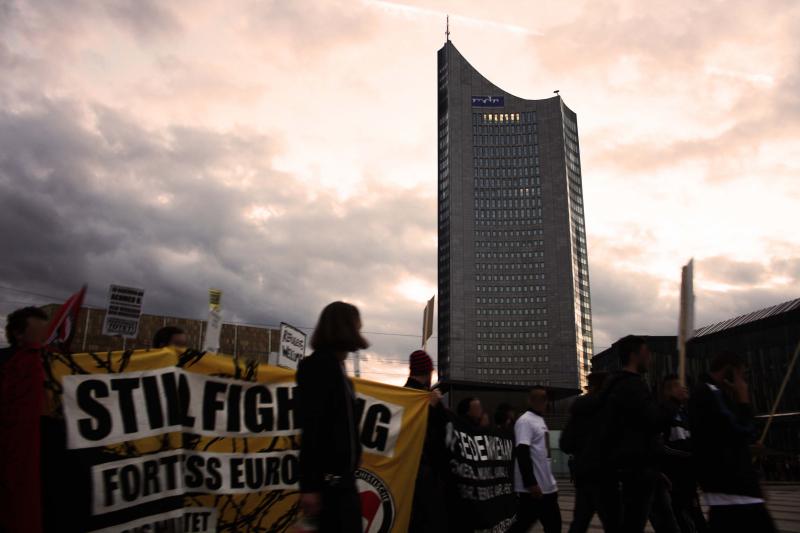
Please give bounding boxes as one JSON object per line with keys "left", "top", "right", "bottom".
{"left": 0, "top": 302, "right": 782, "bottom": 533}
{"left": 296, "top": 304, "right": 779, "bottom": 533}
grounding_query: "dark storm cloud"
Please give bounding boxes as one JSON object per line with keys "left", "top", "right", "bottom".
{"left": 0, "top": 97, "right": 434, "bottom": 365}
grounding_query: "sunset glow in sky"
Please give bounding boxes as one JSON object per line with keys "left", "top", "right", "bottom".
{"left": 1, "top": 0, "right": 798, "bottom": 384}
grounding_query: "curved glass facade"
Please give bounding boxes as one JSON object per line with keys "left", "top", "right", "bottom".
{"left": 437, "top": 41, "right": 593, "bottom": 389}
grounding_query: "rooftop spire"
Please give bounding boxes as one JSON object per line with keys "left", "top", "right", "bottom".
{"left": 446, "top": 15, "right": 450, "bottom": 41}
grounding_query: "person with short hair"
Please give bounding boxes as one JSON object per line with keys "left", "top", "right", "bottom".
{"left": 0, "top": 306, "right": 49, "bottom": 533}
{"left": 651, "top": 375, "right": 706, "bottom": 533}
{"left": 456, "top": 396, "right": 483, "bottom": 427}
{"left": 561, "top": 371, "right": 609, "bottom": 533}
{"left": 404, "top": 350, "right": 448, "bottom": 533}
{"left": 582, "top": 335, "right": 661, "bottom": 533}
{"left": 152, "top": 326, "right": 188, "bottom": 349}
{"left": 689, "top": 352, "right": 776, "bottom": 533}
{"left": 510, "top": 387, "right": 561, "bottom": 533}
{"left": 494, "top": 402, "right": 516, "bottom": 431}
{"left": 296, "top": 302, "right": 369, "bottom": 532}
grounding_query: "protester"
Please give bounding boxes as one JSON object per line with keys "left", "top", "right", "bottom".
{"left": 404, "top": 350, "right": 448, "bottom": 533}
{"left": 560, "top": 371, "right": 609, "bottom": 533}
{"left": 581, "top": 335, "right": 660, "bottom": 533}
{"left": 0, "top": 306, "right": 49, "bottom": 533}
{"left": 494, "top": 402, "right": 516, "bottom": 431}
{"left": 651, "top": 375, "right": 706, "bottom": 533}
{"left": 456, "top": 396, "right": 483, "bottom": 427}
{"left": 689, "top": 352, "right": 777, "bottom": 533}
{"left": 296, "top": 302, "right": 369, "bottom": 532}
{"left": 510, "top": 387, "right": 561, "bottom": 533}
{"left": 152, "top": 325, "right": 188, "bottom": 349}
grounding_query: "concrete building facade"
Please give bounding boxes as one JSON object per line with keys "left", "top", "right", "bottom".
{"left": 40, "top": 304, "right": 280, "bottom": 361}
{"left": 437, "top": 40, "right": 593, "bottom": 389}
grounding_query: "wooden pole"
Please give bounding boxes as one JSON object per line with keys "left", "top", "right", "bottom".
{"left": 758, "top": 339, "right": 800, "bottom": 445}
{"left": 81, "top": 308, "right": 91, "bottom": 352}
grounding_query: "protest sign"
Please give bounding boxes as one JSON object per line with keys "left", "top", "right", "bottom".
{"left": 202, "top": 289, "right": 223, "bottom": 352}
{"left": 101, "top": 284, "right": 144, "bottom": 339}
{"left": 443, "top": 412, "right": 517, "bottom": 532}
{"left": 43, "top": 348, "right": 427, "bottom": 532}
{"left": 277, "top": 322, "right": 306, "bottom": 369}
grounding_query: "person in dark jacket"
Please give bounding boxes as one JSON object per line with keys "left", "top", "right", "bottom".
{"left": 581, "top": 335, "right": 661, "bottom": 533}
{"left": 560, "top": 371, "right": 608, "bottom": 533}
{"left": 404, "top": 350, "right": 448, "bottom": 533}
{"left": 296, "top": 301, "right": 369, "bottom": 532}
{"left": 651, "top": 375, "right": 706, "bottom": 533}
{"left": 688, "top": 351, "right": 776, "bottom": 533}
{"left": 0, "top": 306, "right": 49, "bottom": 533}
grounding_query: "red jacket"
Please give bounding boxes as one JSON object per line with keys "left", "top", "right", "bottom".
{"left": 0, "top": 346, "right": 44, "bottom": 533}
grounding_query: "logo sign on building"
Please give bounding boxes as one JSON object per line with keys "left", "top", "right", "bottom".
{"left": 278, "top": 322, "right": 306, "bottom": 369}
{"left": 471, "top": 95, "right": 504, "bottom": 107}
{"left": 101, "top": 285, "right": 145, "bottom": 339}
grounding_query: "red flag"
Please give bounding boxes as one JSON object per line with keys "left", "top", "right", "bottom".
{"left": 44, "top": 285, "right": 86, "bottom": 353}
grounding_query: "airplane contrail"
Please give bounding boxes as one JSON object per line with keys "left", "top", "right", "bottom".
{"left": 363, "top": 0, "right": 543, "bottom": 36}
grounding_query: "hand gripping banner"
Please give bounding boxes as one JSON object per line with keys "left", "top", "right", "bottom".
{"left": 42, "top": 348, "right": 428, "bottom": 532}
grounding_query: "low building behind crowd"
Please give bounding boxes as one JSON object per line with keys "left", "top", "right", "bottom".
{"left": 592, "top": 298, "right": 800, "bottom": 481}
{"left": 39, "top": 304, "right": 281, "bottom": 361}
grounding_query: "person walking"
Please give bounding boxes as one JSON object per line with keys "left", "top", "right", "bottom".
{"left": 404, "top": 350, "right": 448, "bottom": 533}
{"left": 296, "top": 302, "right": 369, "bottom": 532}
{"left": 652, "top": 375, "right": 706, "bottom": 533}
{"left": 689, "top": 352, "right": 777, "bottom": 533}
{"left": 510, "top": 387, "right": 561, "bottom": 533}
{"left": 582, "top": 335, "right": 661, "bottom": 533}
{"left": 0, "top": 306, "right": 49, "bottom": 533}
{"left": 560, "top": 371, "right": 609, "bottom": 533}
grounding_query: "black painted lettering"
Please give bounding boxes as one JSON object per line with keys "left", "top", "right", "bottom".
{"left": 361, "top": 404, "right": 391, "bottom": 451}
{"left": 276, "top": 386, "right": 295, "bottom": 431}
{"left": 202, "top": 381, "right": 227, "bottom": 431}
{"left": 206, "top": 457, "right": 222, "bottom": 490}
{"left": 119, "top": 464, "right": 141, "bottom": 502}
{"left": 243, "top": 386, "right": 272, "bottom": 432}
{"left": 159, "top": 454, "right": 180, "bottom": 490}
{"left": 265, "top": 457, "right": 280, "bottom": 486}
{"left": 282, "top": 454, "right": 299, "bottom": 485}
{"left": 110, "top": 378, "right": 141, "bottom": 434}
{"left": 102, "top": 468, "right": 119, "bottom": 507}
{"left": 230, "top": 457, "right": 244, "bottom": 489}
{"left": 185, "top": 455, "right": 204, "bottom": 489}
{"left": 141, "top": 376, "right": 164, "bottom": 429}
{"left": 76, "top": 379, "right": 112, "bottom": 441}
{"left": 245, "top": 457, "right": 264, "bottom": 489}
{"left": 227, "top": 384, "right": 241, "bottom": 432}
{"left": 142, "top": 459, "right": 160, "bottom": 496}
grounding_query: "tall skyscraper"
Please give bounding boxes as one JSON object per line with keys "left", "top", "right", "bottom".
{"left": 437, "top": 40, "right": 593, "bottom": 390}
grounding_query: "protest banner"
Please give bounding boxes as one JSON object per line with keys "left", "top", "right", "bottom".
{"left": 102, "top": 284, "right": 145, "bottom": 339}
{"left": 443, "top": 412, "right": 517, "bottom": 532}
{"left": 677, "top": 259, "right": 695, "bottom": 386}
{"left": 277, "top": 322, "right": 306, "bottom": 370}
{"left": 421, "top": 295, "right": 435, "bottom": 350}
{"left": 43, "top": 348, "right": 428, "bottom": 532}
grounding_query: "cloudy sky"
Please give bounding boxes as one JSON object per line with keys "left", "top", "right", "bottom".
{"left": 1, "top": 0, "right": 798, "bottom": 384}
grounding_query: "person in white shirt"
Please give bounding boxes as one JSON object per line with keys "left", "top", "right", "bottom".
{"left": 510, "top": 387, "right": 562, "bottom": 533}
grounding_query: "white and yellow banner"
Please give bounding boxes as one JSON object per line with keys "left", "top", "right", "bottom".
{"left": 44, "top": 348, "right": 428, "bottom": 532}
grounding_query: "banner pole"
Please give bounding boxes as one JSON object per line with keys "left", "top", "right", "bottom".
{"left": 81, "top": 308, "right": 91, "bottom": 351}
{"left": 758, "top": 339, "right": 800, "bottom": 445}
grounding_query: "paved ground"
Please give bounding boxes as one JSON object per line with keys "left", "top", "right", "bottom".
{"left": 529, "top": 482, "right": 800, "bottom": 532}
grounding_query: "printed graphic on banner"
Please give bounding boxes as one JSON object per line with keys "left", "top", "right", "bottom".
{"left": 357, "top": 469, "right": 395, "bottom": 533}
{"left": 443, "top": 412, "right": 517, "bottom": 532}
{"left": 278, "top": 322, "right": 306, "bottom": 369}
{"left": 101, "top": 284, "right": 144, "bottom": 338}
{"left": 471, "top": 95, "right": 504, "bottom": 107}
{"left": 43, "top": 347, "right": 428, "bottom": 532}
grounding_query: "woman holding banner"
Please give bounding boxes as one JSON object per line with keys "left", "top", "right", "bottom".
{"left": 296, "top": 301, "right": 369, "bottom": 532}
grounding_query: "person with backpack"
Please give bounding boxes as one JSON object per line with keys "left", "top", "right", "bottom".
{"left": 560, "top": 371, "right": 609, "bottom": 533}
